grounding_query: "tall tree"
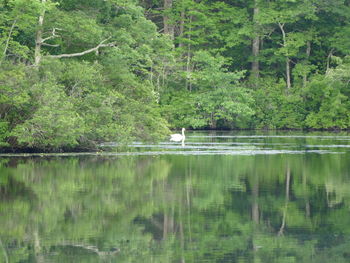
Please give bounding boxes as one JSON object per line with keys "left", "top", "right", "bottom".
{"left": 251, "top": 0, "right": 260, "bottom": 82}
{"left": 33, "top": 0, "right": 115, "bottom": 66}
{"left": 257, "top": 0, "right": 317, "bottom": 89}
{"left": 163, "top": 0, "right": 174, "bottom": 39}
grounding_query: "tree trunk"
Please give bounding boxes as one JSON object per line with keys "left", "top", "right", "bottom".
{"left": 163, "top": 0, "right": 174, "bottom": 39}
{"left": 251, "top": 0, "right": 260, "bottom": 82}
{"left": 326, "top": 49, "right": 334, "bottom": 74}
{"left": 163, "top": 213, "right": 168, "bottom": 239}
{"left": 303, "top": 41, "right": 311, "bottom": 88}
{"left": 34, "top": 0, "right": 46, "bottom": 66}
{"left": 2, "top": 18, "right": 17, "bottom": 62}
{"left": 286, "top": 57, "right": 291, "bottom": 90}
{"left": 34, "top": 230, "right": 44, "bottom": 263}
{"left": 278, "top": 23, "right": 291, "bottom": 90}
{"left": 185, "top": 15, "right": 193, "bottom": 91}
{"left": 179, "top": 11, "right": 185, "bottom": 48}
{"left": 210, "top": 113, "right": 217, "bottom": 129}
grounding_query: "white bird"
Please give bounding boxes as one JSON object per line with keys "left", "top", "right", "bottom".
{"left": 170, "top": 128, "right": 186, "bottom": 142}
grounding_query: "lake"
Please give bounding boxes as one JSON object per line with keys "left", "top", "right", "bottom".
{"left": 1, "top": 131, "right": 350, "bottom": 262}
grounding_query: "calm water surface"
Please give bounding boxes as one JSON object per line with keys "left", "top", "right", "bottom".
{"left": 1, "top": 131, "right": 350, "bottom": 262}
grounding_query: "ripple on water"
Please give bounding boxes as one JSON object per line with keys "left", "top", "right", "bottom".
{"left": 0, "top": 149, "right": 341, "bottom": 157}
{"left": 1, "top": 135, "right": 348, "bottom": 157}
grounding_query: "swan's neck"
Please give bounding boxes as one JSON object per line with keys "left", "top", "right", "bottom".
{"left": 182, "top": 129, "right": 185, "bottom": 137}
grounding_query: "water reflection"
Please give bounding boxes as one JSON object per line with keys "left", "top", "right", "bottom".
{"left": 1, "top": 132, "right": 350, "bottom": 262}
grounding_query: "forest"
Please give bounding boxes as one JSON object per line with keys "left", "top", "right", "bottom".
{"left": 1, "top": 0, "right": 350, "bottom": 151}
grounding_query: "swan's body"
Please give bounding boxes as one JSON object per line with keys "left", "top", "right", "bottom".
{"left": 170, "top": 128, "right": 186, "bottom": 142}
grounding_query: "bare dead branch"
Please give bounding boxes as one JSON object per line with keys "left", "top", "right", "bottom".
{"left": 42, "top": 28, "right": 61, "bottom": 43}
{"left": 47, "top": 38, "right": 115, "bottom": 59}
{"left": 41, "top": 35, "right": 59, "bottom": 43}
{"left": 277, "top": 22, "right": 285, "bottom": 30}
{"left": 42, "top": 43, "right": 60, "bottom": 47}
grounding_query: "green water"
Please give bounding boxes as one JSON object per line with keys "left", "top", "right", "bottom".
{"left": 1, "top": 131, "right": 350, "bottom": 262}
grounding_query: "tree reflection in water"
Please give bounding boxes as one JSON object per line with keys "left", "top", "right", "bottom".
{"left": 1, "top": 142, "right": 350, "bottom": 262}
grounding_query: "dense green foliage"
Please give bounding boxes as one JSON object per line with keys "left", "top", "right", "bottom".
{"left": 0, "top": 0, "right": 170, "bottom": 151}
{"left": 1, "top": 0, "right": 350, "bottom": 150}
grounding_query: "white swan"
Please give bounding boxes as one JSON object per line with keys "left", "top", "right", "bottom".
{"left": 170, "top": 128, "right": 186, "bottom": 142}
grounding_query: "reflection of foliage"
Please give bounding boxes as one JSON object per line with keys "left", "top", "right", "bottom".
{"left": 0, "top": 156, "right": 172, "bottom": 262}
{"left": 1, "top": 147, "right": 350, "bottom": 262}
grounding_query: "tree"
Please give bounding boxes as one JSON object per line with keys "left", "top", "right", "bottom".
{"left": 161, "top": 51, "right": 254, "bottom": 129}
{"left": 251, "top": 0, "right": 260, "bottom": 82}
{"left": 33, "top": 0, "right": 117, "bottom": 66}
{"left": 257, "top": 0, "right": 317, "bottom": 90}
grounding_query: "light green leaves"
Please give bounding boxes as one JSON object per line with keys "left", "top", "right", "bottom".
{"left": 13, "top": 81, "right": 84, "bottom": 149}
